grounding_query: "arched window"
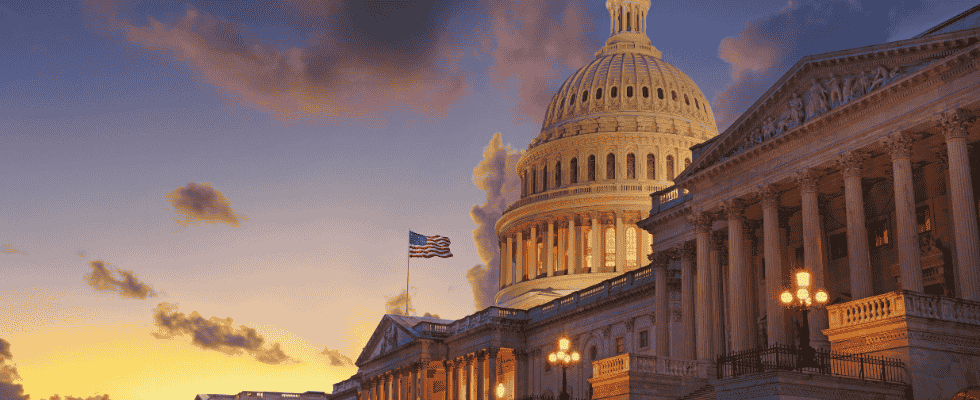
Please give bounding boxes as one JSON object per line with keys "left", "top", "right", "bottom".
{"left": 666, "top": 155, "right": 675, "bottom": 180}
{"left": 605, "top": 227, "right": 616, "bottom": 270}
{"left": 657, "top": 88, "right": 664, "bottom": 99}
{"left": 543, "top": 165, "right": 548, "bottom": 191}
{"left": 588, "top": 155, "right": 596, "bottom": 181}
{"left": 684, "top": 94, "right": 690, "bottom": 105}
{"left": 570, "top": 158, "right": 578, "bottom": 184}
{"left": 584, "top": 227, "right": 593, "bottom": 273}
{"left": 671, "top": 90, "right": 677, "bottom": 101}
{"left": 626, "top": 12, "right": 631, "bottom": 31}
{"left": 570, "top": 93, "right": 576, "bottom": 106}
{"left": 596, "top": 88, "right": 602, "bottom": 100}
{"left": 685, "top": 158, "right": 691, "bottom": 169}
{"left": 695, "top": 98, "right": 700, "bottom": 109}
{"left": 559, "top": 98, "right": 565, "bottom": 116}
{"left": 590, "top": 345, "right": 597, "bottom": 361}
{"left": 606, "top": 153, "right": 616, "bottom": 180}
{"left": 555, "top": 161, "right": 562, "bottom": 188}
{"left": 532, "top": 168, "right": 538, "bottom": 194}
{"left": 626, "top": 86, "right": 633, "bottom": 98}
{"left": 537, "top": 241, "right": 544, "bottom": 277}
{"left": 642, "top": 87, "right": 649, "bottom": 98}
{"left": 583, "top": 91, "right": 589, "bottom": 103}
{"left": 646, "top": 154, "right": 655, "bottom": 180}
{"left": 626, "top": 153, "right": 636, "bottom": 179}
{"left": 611, "top": 87, "right": 618, "bottom": 98}
{"left": 626, "top": 226, "right": 637, "bottom": 270}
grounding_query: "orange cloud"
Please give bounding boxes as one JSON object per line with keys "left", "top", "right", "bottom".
{"left": 85, "top": 260, "right": 158, "bottom": 300}
{"left": 166, "top": 182, "right": 248, "bottom": 228}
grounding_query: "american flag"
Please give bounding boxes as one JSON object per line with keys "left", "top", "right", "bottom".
{"left": 409, "top": 231, "right": 452, "bottom": 258}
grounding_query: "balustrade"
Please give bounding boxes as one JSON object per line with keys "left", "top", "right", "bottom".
{"left": 827, "top": 290, "right": 980, "bottom": 329}
{"left": 591, "top": 353, "right": 701, "bottom": 379}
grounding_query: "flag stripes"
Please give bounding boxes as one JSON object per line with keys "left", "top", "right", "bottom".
{"left": 409, "top": 231, "right": 453, "bottom": 258}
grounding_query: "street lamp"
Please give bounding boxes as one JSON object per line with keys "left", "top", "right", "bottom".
{"left": 779, "top": 268, "right": 828, "bottom": 368}
{"left": 547, "top": 336, "right": 580, "bottom": 400}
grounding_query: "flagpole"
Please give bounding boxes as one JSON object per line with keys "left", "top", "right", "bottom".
{"left": 406, "top": 233, "right": 411, "bottom": 316}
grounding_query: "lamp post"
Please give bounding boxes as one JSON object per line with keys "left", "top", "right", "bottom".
{"left": 779, "top": 269, "right": 828, "bottom": 368}
{"left": 547, "top": 336, "right": 580, "bottom": 400}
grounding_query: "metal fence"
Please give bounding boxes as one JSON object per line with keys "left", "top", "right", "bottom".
{"left": 716, "top": 344, "right": 907, "bottom": 384}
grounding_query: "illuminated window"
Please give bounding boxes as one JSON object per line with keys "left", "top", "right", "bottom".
{"left": 917, "top": 205, "right": 932, "bottom": 233}
{"left": 606, "top": 153, "right": 616, "bottom": 179}
{"left": 584, "top": 227, "right": 593, "bottom": 273}
{"left": 626, "top": 226, "right": 637, "bottom": 270}
{"left": 537, "top": 242, "right": 544, "bottom": 277}
{"left": 605, "top": 227, "right": 616, "bottom": 269}
{"left": 616, "top": 337, "right": 624, "bottom": 354}
{"left": 626, "top": 153, "right": 636, "bottom": 179}
{"left": 647, "top": 154, "right": 655, "bottom": 180}
{"left": 570, "top": 158, "right": 578, "bottom": 183}
{"left": 871, "top": 219, "right": 890, "bottom": 248}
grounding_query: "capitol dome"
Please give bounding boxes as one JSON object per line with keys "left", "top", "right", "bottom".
{"left": 494, "top": 0, "right": 719, "bottom": 309}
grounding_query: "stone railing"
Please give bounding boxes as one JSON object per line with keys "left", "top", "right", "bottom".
{"left": 828, "top": 290, "right": 980, "bottom": 329}
{"left": 415, "top": 321, "right": 452, "bottom": 338}
{"left": 332, "top": 379, "right": 360, "bottom": 394}
{"left": 592, "top": 353, "right": 702, "bottom": 379}
{"left": 526, "top": 265, "right": 655, "bottom": 322}
{"left": 449, "top": 306, "right": 527, "bottom": 334}
{"left": 649, "top": 185, "right": 691, "bottom": 215}
{"left": 504, "top": 183, "right": 665, "bottom": 214}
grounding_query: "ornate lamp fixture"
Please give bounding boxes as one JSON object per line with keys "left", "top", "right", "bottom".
{"left": 547, "top": 336, "right": 581, "bottom": 400}
{"left": 779, "top": 269, "right": 828, "bottom": 367}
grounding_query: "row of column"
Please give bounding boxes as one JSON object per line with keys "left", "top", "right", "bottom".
{"left": 652, "top": 110, "right": 980, "bottom": 361}
{"left": 365, "top": 360, "right": 429, "bottom": 400}
{"left": 520, "top": 150, "right": 685, "bottom": 198}
{"left": 444, "top": 348, "right": 528, "bottom": 400}
{"left": 500, "top": 213, "right": 652, "bottom": 287}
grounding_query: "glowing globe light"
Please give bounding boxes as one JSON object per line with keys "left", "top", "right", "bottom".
{"left": 780, "top": 291, "right": 793, "bottom": 304}
{"left": 496, "top": 383, "right": 506, "bottom": 399}
{"left": 559, "top": 337, "right": 570, "bottom": 351}
{"left": 548, "top": 353, "right": 557, "bottom": 363}
{"left": 796, "top": 271, "right": 811, "bottom": 287}
{"left": 815, "top": 289, "right": 828, "bottom": 304}
{"left": 797, "top": 288, "right": 809, "bottom": 301}
{"left": 564, "top": 354, "right": 571, "bottom": 363}
{"left": 571, "top": 352, "right": 580, "bottom": 362}
{"left": 556, "top": 351, "right": 566, "bottom": 361}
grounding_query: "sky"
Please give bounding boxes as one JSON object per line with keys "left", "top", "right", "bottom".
{"left": 1, "top": 0, "right": 977, "bottom": 399}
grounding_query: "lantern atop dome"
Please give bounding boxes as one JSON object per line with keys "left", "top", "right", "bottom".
{"left": 599, "top": 0, "right": 660, "bottom": 58}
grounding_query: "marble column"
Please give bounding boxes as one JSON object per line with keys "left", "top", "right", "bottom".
{"left": 691, "top": 213, "right": 714, "bottom": 361}
{"left": 724, "top": 198, "right": 752, "bottom": 352}
{"left": 464, "top": 356, "right": 472, "bottom": 400}
{"left": 654, "top": 252, "right": 670, "bottom": 357}
{"left": 515, "top": 232, "right": 524, "bottom": 282}
{"left": 529, "top": 226, "right": 538, "bottom": 278}
{"left": 442, "top": 361, "right": 449, "bottom": 400}
{"left": 568, "top": 218, "right": 578, "bottom": 274}
{"left": 420, "top": 360, "right": 429, "bottom": 400}
{"left": 710, "top": 233, "right": 725, "bottom": 357}
{"left": 591, "top": 216, "right": 600, "bottom": 272}
{"left": 680, "top": 242, "right": 696, "bottom": 359}
{"left": 514, "top": 350, "right": 528, "bottom": 399}
{"left": 557, "top": 222, "right": 566, "bottom": 275}
{"left": 796, "top": 168, "right": 829, "bottom": 347}
{"left": 616, "top": 214, "right": 625, "bottom": 273}
{"left": 506, "top": 236, "right": 514, "bottom": 285}
{"left": 882, "top": 131, "right": 924, "bottom": 292}
{"left": 837, "top": 151, "right": 873, "bottom": 300}
{"left": 547, "top": 221, "right": 555, "bottom": 277}
{"left": 487, "top": 348, "right": 498, "bottom": 400}
{"left": 758, "top": 184, "right": 786, "bottom": 346}
{"left": 940, "top": 109, "right": 980, "bottom": 301}
{"left": 395, "top": 370, "right": 402, "bottom": 400}
{"left": 475, "top": 351, "right": 485, "bottom": 400}
{"left": 452, "top": 358, "right": 460, "bottom": 400}
{"left": 386, "top": 373, "right": 392, "bottom": 400}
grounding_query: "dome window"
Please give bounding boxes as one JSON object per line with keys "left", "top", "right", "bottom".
{"left": 642, "top": 87, "right": 649, "bottom": 98}
{"left": 606, "top": 153, "right": 616, "bottom": 180}
{"left": 695, "top": 98, "right": 699, "bottom": 109}
{"left": 610, "top": 87, "right": 618, "bottom": 98}
{"left": 570, "top": 158, "right": 578, "bottom": 184}
{"left": 595, "top": 88, "right": 602, "bottom": 100}
{"left": 684, "top": 94, "right": 690, "bottom": 105}
{"left": 555, "top": 161, "right": 562, "bottom": 187}
{"left": 646, "top": 154, "right": 655, "bottom": 180}
{"left": 657, "top": 88, "right": 664, "bottom": 99}
{"left": 626, "top": 86, "right": 633, "bottom": 98}
{"left": 543, "top": 165, "right": 549, "bottom": 191}
{"left": 570, "top": 94, "right": 576, "bottom": 106}
{"left": 666, "top": 155, "right": 675, "bottom": 180}
{"left": 532, "top": 168, "right": 538, "bottom": 194}
{"left": 626, "top": 153, "right": 636, "bottom": 179}
{"left": 588, "top": 155, "right": 596, "bottom": 182}
{"left": 583, "top": 91, "right": 589, "bottom": 103}
{"left": 671, "top": 90, "right": 677, "bottom": 101}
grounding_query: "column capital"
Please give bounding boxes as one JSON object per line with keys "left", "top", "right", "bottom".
{"left": 722, "top": 198, "right": 744, "bottom": 220}
{"left": 757, "top": 184, "right": 779, "bottom": 209}
{"left": 475, "top": 350, "right": 486, "bottom": 361}
{"left": 836, "top": 150, "right": 866, "bottom": 178}
{"left": 938, "top": 107, "right": 976, "bottom": 141}
{"left": 794, "top": 168, "right": 819, "bottom": 193}
{"left": 881, "top": 130, "right": 915, "bottom": 160}
{"left": 681, "top": 241, "right": 697, "bottom": 261}
{"left": 687, "top": 212, "right": 714, "bottom": 234}
{"left": 486, "top": 347, "right": 499, "bottom": 358}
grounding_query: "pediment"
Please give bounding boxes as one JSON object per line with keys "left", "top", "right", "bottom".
{"left": 355, "top": 315, "right": 419, "bottom": 366}
{"left": 679, "top": 27, "right": 980, "bottom": 183}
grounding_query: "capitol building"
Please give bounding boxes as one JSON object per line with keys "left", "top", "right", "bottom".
{"left": 205, "top": 1, "right": 980, "bottom": 399}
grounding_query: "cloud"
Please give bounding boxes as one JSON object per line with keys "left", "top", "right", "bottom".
{"left": 484, "top": 0, "right": 594, "bottom": 123}
{"left": 82, "top": 0, "right": 473, "bottom": 126}
{"left": 467, "top": 133, "right": 522, "bottom": 310}
{"left": 166, "top": 182, "right": 248, "bottom": 228}
{"left": 0, "top": 338, "right": 27, "bottom": 400}
{"left": 85, "top": 260, "right": 158, "bottom": 300}
{"left": 151, "top": 302, "right": 298, "bottom": 365}
{"left": 1, "top": 244, "right": 24, "bottom": 255}
{"left": 383, "top": 289, "right": 441, "bottom": 318}
{"left": 712, "top": 0, "right": 950, "bottom": 130}
{"left": 319, "top": 347, "right": 354, "bottom": 367}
